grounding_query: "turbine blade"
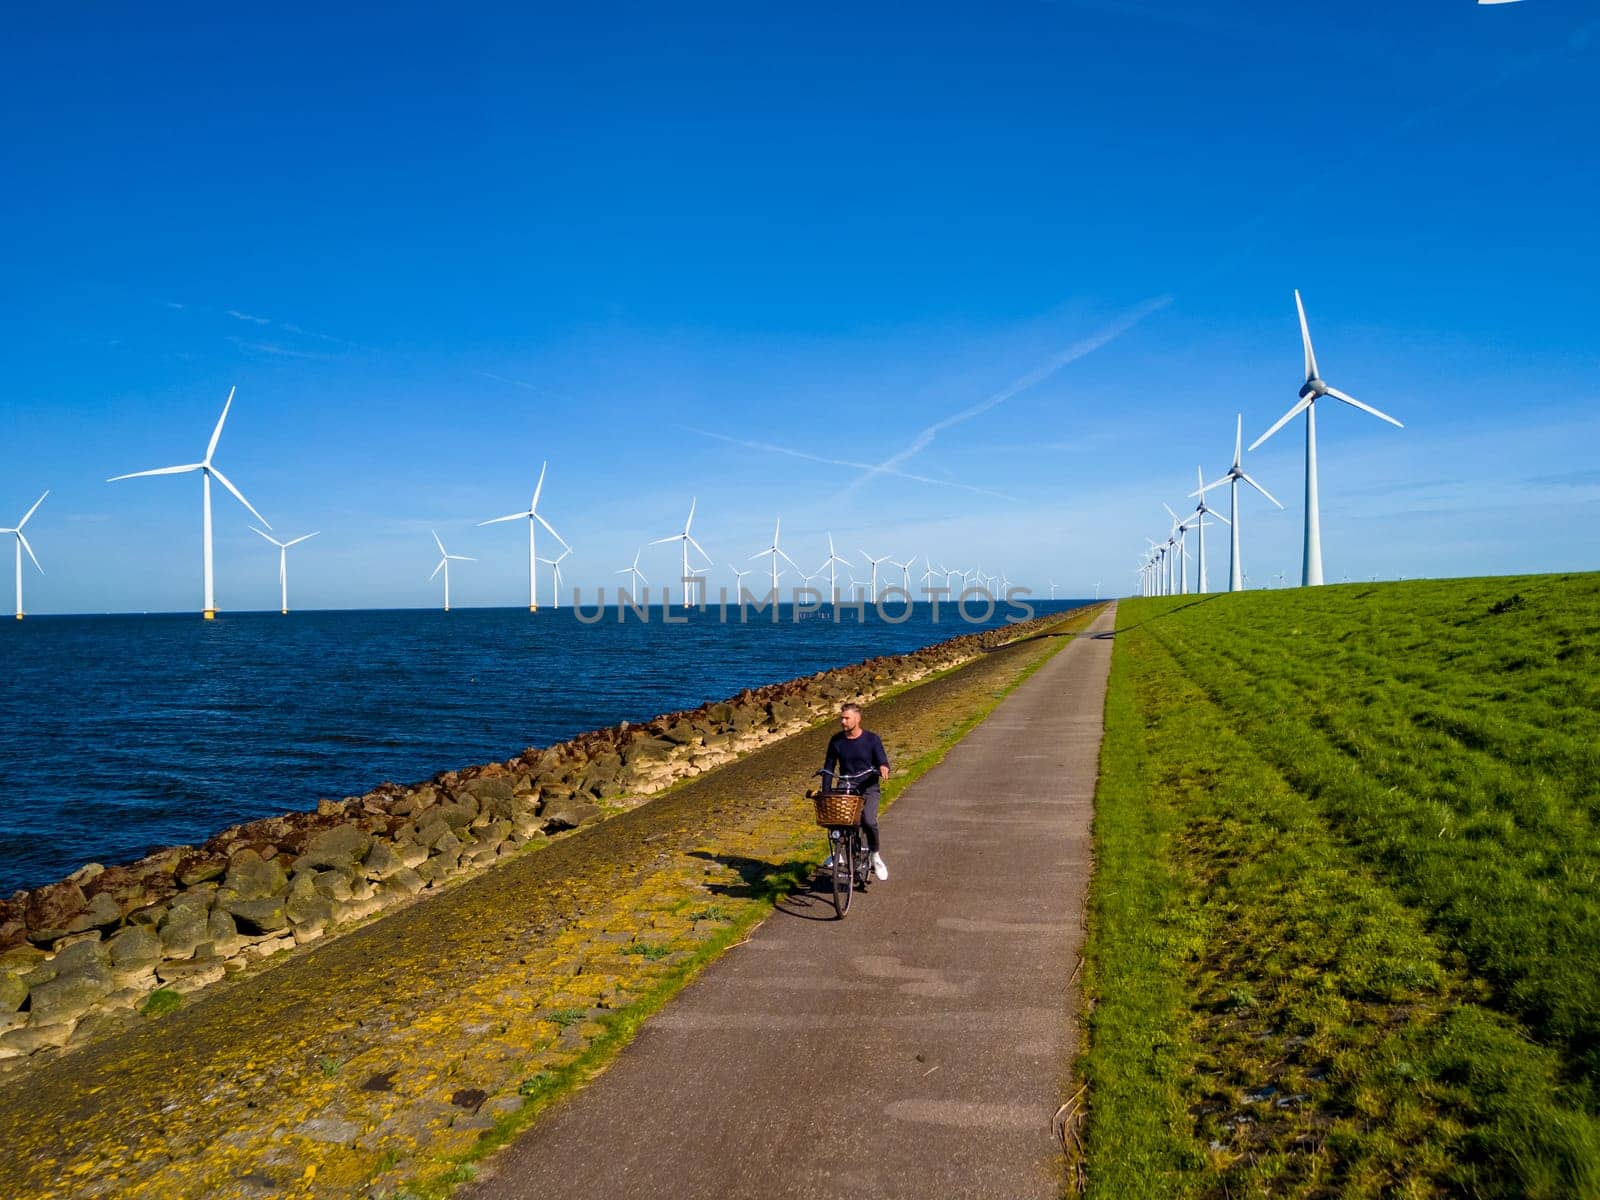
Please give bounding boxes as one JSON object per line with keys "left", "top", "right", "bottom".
{"left": 778, "top": 548, "right": 800, "bottom": 569}
{"left": 1324, "top": 386, "right": 1404, "bottom": 429}
{"left": 1163, "top": 502, "right": 1179, "bottom": 521}
{"left": 433, "top": 530, "right": 446, "bottom": 555}
{"left": 647, "top": 534, "right": 679, "bottom": 546}
{"left": 531, "top": 461, "right": 548, "bottom": 511}
{"left": 1192, "top": 475, "right": 1230, "bottom": 496}
{"left": 1295, "top": 290, "right": 1318, "bottom": 382}
{"left": 686, "top": 535, "right": 711, "bottom": 564}
{"left": 1207, "top": 510, "right": 1231, "bottom": 526}
{"left": 685, "top": 497, "right": 697, "bottom": 533}
{"left": 535, "top": 513, "right": 570, "bottom": 550}
{"left": 205, "top": 386, "right": 237, "bottom": 462}
{"left": 285, "top": 532, "right": 319, "bottom": 546}
{"left": 478, "top": 512, "right": 529, "bottom": 526}
{"left": 17, "top": 532, "right": 42, "bottom": 573}
{"left": 430, "top": 559, "right": 445, "bottom": 580}
{"left": 250, "top": 526, "right": 283, "bottom": 547}
{"left": 208, "top": 467, "right": 270, "bottom": 527}
{"left": 636, "top": 567, "right": 648, "bottom": 584}
{"left": 1233, "top": 413, "right": 1243, "bottom": 467}
{"left": 1238, "top": 471, "right": 1284, "bottom": 508}
{"left": 108, "top": 463, "right": 202, "bottom": 481}
{"left": 1248, "top": 397, "right": 1311, "bottom": 452}
{"left": 17, "top": 490, "right": 48, "bottom": 528}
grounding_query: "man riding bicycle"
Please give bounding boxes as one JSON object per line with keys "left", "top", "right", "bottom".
{"left": 822, "top": 702, "right": 890, "bottom": 880}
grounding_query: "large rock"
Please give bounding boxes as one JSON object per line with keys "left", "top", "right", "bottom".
{"left": 222, "top": 897, "right": 289, "bottom": 935}
{"left": 362, "top": 841, "right": 404, "bottom": 881}
{"left": 458, "top": 776, "right": 515, "bottom": 803}
{"left": 542, "top": 801, "right": 605, "bottom": 832}
{"left": 294, "top": 823, "right": 373, "bottom": 871}
{"left": 159, "top": 902, "right": 209, "bottom": 959}
{"left": 23, "top": 880, "right": 87, "bottom": 942}
{"left": 30, "top": 957, "right": 112, "bottom": 1024}
{"left": 107, "top": 926, "right": 163, "bottom": 974}
{"left": 175, "top": 850, "right": 228, "bottom": 887}
{"left": 221, "top": 849, "right": 287, "bottom": 902}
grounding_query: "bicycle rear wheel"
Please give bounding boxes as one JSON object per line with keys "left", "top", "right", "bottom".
{"left": 830, "top": 830, "right": 854, "bottom": 918}
{"left": 854, "top": 827, "right": 872, "bottom": 890}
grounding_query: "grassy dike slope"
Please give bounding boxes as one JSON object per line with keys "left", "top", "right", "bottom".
{"left": 0, "top": 604, "right": 1101, "bottom": 1200}
{"left": 1077, "top": 573, "right": 1600, "bottom": 1200}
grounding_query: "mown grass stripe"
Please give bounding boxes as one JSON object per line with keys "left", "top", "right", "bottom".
{"left": 1078, "top": 576, "right": 1600, "bottom": 1200}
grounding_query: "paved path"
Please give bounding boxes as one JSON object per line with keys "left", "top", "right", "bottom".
{"left": 464, "top": 603, "right": 1116, "bottom": 1200}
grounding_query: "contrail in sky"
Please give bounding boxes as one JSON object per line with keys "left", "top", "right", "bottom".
{"left": 844, "top": 293, "right": 1171, "bottom": 496}
{"left": 684, "top": 427, "right": 1018, "bottom": 500}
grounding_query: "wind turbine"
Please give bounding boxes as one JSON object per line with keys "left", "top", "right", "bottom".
{"left": 615, "top": 548, "right": 648, "bottom": 605}
{"left": 1, "top": 491, "right": 47, "bottom": 619}
{"left": 537, "top": 547, "right": 572, "bottom": 609}
{"left": 108, "top": 387, "right": 269, "bottom": 618}
{"left": 249, "top": 527, "right": 319, "bottom": 614}
{"left": 730, "top": 564, "right": 755, "bottom": 600}
{"left": 479, "top": 461, "right": 568, "bottom": 612}
{"left": 750, "top": 517, "right": 800, "bottom": 599}
{"left": 820, "top": 533, "right": 851, "bottom": 604}
{"left": 1250, "top": 290, "right": 1403, "bottom": 586}
{"left": 650, "top": 498, "right": 712, "bottom": 605}
{"left": 859, "top": 550, "right": 892, "bottom": 603}
{"left": 429, "top": 531, "right": 474, "bottom": 612}
{"left": 1196, "top": 414, "right": 1282, "bottom": 593}
{"left": 920, "top": 559, "right": 939, "bottom": 597}
{"left": 889, "top": 554, "right": 917, "bottom": 595}
{"left": 1179, "top": 467, "right": 1232, "bottom": 594}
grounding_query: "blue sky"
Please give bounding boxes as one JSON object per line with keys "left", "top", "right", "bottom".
{"left": 2, "top": 1, "right": 1596, "bottom": 612}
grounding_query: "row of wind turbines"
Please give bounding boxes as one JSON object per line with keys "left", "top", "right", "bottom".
{"left": 4, "top": 401, "right": 1046, "bottom": 617}
{"left": 1140, "top": 290, "right": 1404, "bottom": 596}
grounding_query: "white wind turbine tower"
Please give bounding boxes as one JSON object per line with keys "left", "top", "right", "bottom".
{"left": 820, "top": 533, "right": 851, "bottom": 604}
{"left": 920, "top": 559, "right": 939, "bottom": 598}
{"left": 650, "top": 498, "right": 712, "bottom": 605}
{"left": 537, "top": 547, "right": 573, "bottom": 609}
{"left": 249, "top": 527, "right": 319, "bottom": 614}
{"left": 859, "top": 550, "right": 892, "bottom": 603}
{"left": 108, "top": 387, "right": 269, "bottom": 619}
{"left": 751, "top": 517, "right": 800, "bottom": 599}
{"left": 1, "top": 491, "right": 47, "bottom": 619}
{"left": 479, "top": 461, "right": 568, "bottom": 612}
{"left": 1181, "top": 467, "right": 1231, "bottom": 594}
{"left": 615, "top": 548, "right": 648, "bottom": 605}
{"left": 1196, "top": 415, "right": 1282, "bottom": 593}
{"left": 729, "top": 564, "right": 755, "bottom": 600}
{"left": 429, "top": 531, "right": 474, "bottom": 612}
{"left": 1251, "top": 290, "right": 1404, "bottom": 586}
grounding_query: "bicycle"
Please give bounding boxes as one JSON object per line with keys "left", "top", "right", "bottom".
{"left": 809, "top": 768, "right": 877, "bottom": 919}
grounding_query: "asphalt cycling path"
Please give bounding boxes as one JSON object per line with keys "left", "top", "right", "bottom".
{"left": 464, "top": 603, "right": 1117, "bottom": 1200}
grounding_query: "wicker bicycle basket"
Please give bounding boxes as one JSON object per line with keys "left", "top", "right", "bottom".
{"left": 813, "top": 791, "right": 864, "bottom": 827}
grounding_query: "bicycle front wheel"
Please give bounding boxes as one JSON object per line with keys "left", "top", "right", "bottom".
{"left": 831, "top": 831, "right": 854, "bottom": 918}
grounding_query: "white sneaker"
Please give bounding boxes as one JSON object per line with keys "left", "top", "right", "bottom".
{"left": 872, "top": 853, "right": 888, "bottom": 881}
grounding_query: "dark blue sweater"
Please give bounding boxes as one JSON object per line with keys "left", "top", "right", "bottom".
{"left": 823, "top": 730, "right": 889, "bottom": 791}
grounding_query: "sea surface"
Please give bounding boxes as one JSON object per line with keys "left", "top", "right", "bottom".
{"left": 0, "top": 599, "right": 1087, "bottom": 893}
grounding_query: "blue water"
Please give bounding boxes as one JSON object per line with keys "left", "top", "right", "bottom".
{"left": 0, "top": 600, "right": 1087, "bottom": 893}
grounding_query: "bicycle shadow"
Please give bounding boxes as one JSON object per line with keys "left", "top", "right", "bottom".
{"left": 686, "top": 850, "right": 841, "bottom": 923}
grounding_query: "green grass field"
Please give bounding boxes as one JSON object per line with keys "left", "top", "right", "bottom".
{"left": 1077, "top": 573, "right": 1600, "bottom": 1200}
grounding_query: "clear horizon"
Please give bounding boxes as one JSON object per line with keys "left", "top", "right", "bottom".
{"left": 3, "top": 2, "right": 1596, "bottom": 615}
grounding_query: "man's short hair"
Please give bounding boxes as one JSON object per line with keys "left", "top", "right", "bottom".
{"left": 840, "top": 702, "right": 862, "bottom": 716}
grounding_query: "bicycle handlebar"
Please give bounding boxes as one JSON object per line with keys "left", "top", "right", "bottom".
{"left": 814, "top": 767, "right": 880, "bottom": 794}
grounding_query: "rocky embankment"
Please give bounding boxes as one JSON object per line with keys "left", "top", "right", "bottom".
{"left": 0, "top": 612, "right": 1062, "bottom": 1062}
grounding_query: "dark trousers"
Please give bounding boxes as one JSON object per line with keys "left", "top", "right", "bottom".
{"left": 859, "top": 786, "right": 881, "bottom": 854}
